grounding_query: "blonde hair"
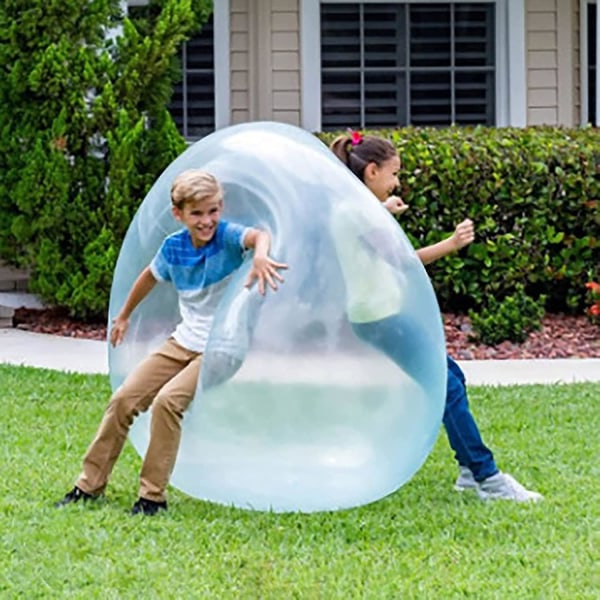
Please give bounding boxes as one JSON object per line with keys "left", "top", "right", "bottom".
{"left": 170, "top": 169, "right": 223, "bottom": 209}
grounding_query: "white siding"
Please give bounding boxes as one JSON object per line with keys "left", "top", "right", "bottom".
{"left": 527, "top": 0, "right": 559, "bottom": 124}
{"left": 231, "top": 1, "right": 250, "bottom": 123}
{"left": 526, "top": 0, "right": 578, "bottom": 125}
{"left": 557, "top": 0, "right": 577, "bottom": 125}
{"left": 227, "top": 0, "right": 300, "bottom": 125}
{"left": 271, "top": 0, "right": 301, "bottom": 124}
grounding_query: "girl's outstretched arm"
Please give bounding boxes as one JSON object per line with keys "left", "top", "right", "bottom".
{"left": 416, "top": 219, "right": 474, "bottom": 265}
{"left": 381, "top": 198, "right": 473, "bottom": 265}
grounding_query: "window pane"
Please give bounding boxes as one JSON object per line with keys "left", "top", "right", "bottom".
{"left": 169, "top": 16, "right": 215, "bottom": 139}
{"left": 455, "top": 4, "right": 495, "bottom": 67}
{"left": 364, "top": 5, "right": 407, "bottom": 68}
{"left": 410, "top": 71, "right": 452, "bottom": 125}
{"left": 365, "top": 72, "right": 407, "bottom": 127}
{"left": 321, "top": 5, "right": 361, "bottom": 68}
{"left": 322, "top": 72, "right": 362, "bottom": 130}
{"left": 588, "top": 3, "right": 597, "bottom": 125}
{"left": 183, "top": 72, "right": 215, "bottom": 138}
{"left": 455, "top": 71, "right": 495, "bottom": 124}
{"left": 185, "top": 28, "right": 214, "bottom": 70}
{"left": 409, "top": 4, "right": 451, "bottom": 67}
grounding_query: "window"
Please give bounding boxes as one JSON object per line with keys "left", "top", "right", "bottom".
{"left": 581, "top": 0, "right": 599, "bottom": 126}
{"left": 302, "top": 0, "right": 525, "bottom": 130}
{"left": 320, "top": 2, "right": 496, "bottom": 130}
{"left": 170, "top": 14, "right": 216, "bottom": 139}
{"left": 587, "top": 2, "right": 597, "bottom": 125}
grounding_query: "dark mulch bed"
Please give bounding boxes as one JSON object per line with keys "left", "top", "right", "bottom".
{"left": 443, "top": 313, "right": 599, "bottom": 360}
{"left": 14, "top": 307, "right": 108, "bottom": 342}
{"left": 13, "top": 307, "right": 599, "bottom": 360}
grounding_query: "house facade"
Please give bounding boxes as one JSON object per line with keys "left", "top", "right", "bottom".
{"left": 131, "top": 0, "right": 599, "bottom": 139}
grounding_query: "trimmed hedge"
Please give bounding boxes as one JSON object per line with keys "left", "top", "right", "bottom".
{"left": 320, "top": 126, "right": 600, "bottom": 315}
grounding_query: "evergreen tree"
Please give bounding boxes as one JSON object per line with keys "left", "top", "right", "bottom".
{"left": 0, "top": 0, "right": 212, "bottom": 318}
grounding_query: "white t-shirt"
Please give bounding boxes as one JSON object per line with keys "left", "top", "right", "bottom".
{"left": 150, "top": 221, "right": 250, "bottom": 352}
{"left": 330, "top": 203, "right": 410, "bottom": 323}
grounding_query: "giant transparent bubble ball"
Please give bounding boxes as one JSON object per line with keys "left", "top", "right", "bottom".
{"left": 108, "top": 121, "right": 447, "bottom": 513}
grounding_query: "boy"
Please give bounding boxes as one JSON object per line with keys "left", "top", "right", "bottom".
{"left": 56, "top": 169, "right": 287, "bottom": 515}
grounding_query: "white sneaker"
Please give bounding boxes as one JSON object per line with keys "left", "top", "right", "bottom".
{"left": 454, "top": 466, "right": 477, "bottom": 492}
{"left": 476, "top": 472, "right": 543, "bottom": 502}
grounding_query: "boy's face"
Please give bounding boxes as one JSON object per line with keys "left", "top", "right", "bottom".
{"left": 173, "top": 194, "right": 223, "bottom": 247}
{"left": 365, "top": 155, "right": 401, "bottom": 202}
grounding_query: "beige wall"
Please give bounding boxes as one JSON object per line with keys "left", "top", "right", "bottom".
{"left": 230, "top": 0, "right": 301, "bottom": 125}
{"left": 271, "top": 0, "right": 301, "bottom": 125}
{"left": 230, "top": 0, "right": 250, "bottom": 123}
{"left": 526, "top": 0, "right": 579, "bottom": 126}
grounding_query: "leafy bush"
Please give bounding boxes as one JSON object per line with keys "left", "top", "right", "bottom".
{"left": 0, "top": 0, "right": 212, "bottom": 319}
{"left": 468, "top": 285, "right": 547, "bottom": 345}
{"left": 319, "top": 126, "right": 600, "bottom": 316}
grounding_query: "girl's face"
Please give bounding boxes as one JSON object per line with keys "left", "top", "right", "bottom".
{"left": 172, "top": 193, "right": 223, "bottom": 247}
{"left": 364, "top": 155, "right": 401, "bottom": 202}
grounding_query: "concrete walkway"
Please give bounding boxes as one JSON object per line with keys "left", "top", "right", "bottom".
{"left": 1, "top": 327, "right": 599, "bottom": 385}
{"left": 1, "top": 276, "right": 598, "bottom": 386}
{"left": 0, "top": 268, "right": 41, "bottom": 327}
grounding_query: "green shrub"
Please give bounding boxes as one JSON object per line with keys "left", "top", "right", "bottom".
{"left": 468, "top": 285, "right": 547, "bottom": 345}
{"left": 319, "top": 126, "right": 600, "bottom": 316}
{"left": 0, "top": 0, "right": 212, "bottom": 319}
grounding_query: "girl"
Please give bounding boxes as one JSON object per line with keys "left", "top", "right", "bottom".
{"left": 330, "top": 133, "right": 542, "bottom": 502}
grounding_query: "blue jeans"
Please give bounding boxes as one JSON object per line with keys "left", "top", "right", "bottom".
{"left": 352, "top": 316, "right": 498, "bottom": 482}
{"left": 444, "top": 356, "right": 497, "bottom": 481}
{"left": 351, "top": 314, "right": 440, "bottom": 392}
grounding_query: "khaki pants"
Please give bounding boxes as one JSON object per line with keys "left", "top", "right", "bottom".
{"left": 77, "top": 337, "right": 202, "bottom": 502}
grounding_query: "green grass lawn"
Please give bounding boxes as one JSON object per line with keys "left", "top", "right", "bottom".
{"left": 1, "top": 364, "right": 598, "bottom": 599}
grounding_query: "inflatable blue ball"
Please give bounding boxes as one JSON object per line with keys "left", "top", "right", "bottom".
{"left": 108, "top": 121, "right": 446, "bottom": 512}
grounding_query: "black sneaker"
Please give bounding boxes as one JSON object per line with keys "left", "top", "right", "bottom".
{"left": 55, "top": 486, "right": 97, "bottom": 507}
{"left": 131, "top": 497, "right": 167, "bottom": 516}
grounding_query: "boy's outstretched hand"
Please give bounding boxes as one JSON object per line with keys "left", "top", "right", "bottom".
{"left": 110, "top": 315, "right": 129, "bottom": 347}
{"left": 451, "top": 219, "right": 475, "bottom": 250}
{"left": 245, "top": 256, "right": 288, "bottom": 295}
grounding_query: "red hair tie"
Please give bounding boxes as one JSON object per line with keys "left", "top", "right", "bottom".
{"left": 348, "top": 129, "right": 363, "bottom": 146}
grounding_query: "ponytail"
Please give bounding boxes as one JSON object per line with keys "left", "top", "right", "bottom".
{"left": 330, "top": 133, "right": 396, "bottom": 182}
